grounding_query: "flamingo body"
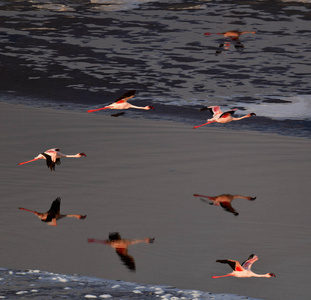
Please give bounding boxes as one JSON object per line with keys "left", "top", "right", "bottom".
{"left": 18, "top": 148, "right": 87, "bottom": 171}
{"left": 212, "top": 254, "right": 276, "bottom": 278}
{"left": 193, "top": 106, "right": 256, "bottom": 129}
{"left": 87, "top": 90, "right": 154, "bottom": 113}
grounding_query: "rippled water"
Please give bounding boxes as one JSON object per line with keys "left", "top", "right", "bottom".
{"left": 1, "top": 2, "right": 311, "bottom": 300}
{"left": 1, "top": 0, "right": 311, "bottom": 136}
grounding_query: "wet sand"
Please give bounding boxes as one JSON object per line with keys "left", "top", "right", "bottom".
{"left": 1, "top": 102, "right": 311, "bottom": 300}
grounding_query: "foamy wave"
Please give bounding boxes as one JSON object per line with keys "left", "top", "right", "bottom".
{"left": 238, "top": 95, "right": 311, "bottom": 120}
{"left": 89, "top": 0, "right": 158, "bottom": 11}
{"left": 0, "top": 268, "right": 262, "bottom": 300}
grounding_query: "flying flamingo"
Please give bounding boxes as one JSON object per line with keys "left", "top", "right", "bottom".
{"left": 193, "top": 106, "right": 256, "bottom": 129}
{"left": 205, "top": 30, "right": 256, "bottom": 55}
{"left": 88, "top": 232, "right": 155, "bottom": 272}
{"left": 19, "top": 197, "right": 86, "bottom": 226}
{"left": 194, "top": 193, "right": 256, "bottom": 216}
{"left": 18, "top": 148, "right": 87, "bottom": 171}
{"left": 87, "top": 90, "right": 154, "bottom": 114}
{"left": 205, "top": 30, "right": 256, "bottom": 40}
{"left": 212, "top": 254, "right": 276, "bottom": 278}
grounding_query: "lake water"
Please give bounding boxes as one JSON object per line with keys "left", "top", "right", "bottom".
{"left": 1, "top": 1, "right": 311, "bottom": 300}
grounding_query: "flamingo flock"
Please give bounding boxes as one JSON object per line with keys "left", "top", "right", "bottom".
{"left": 15, "top": 26, "right": 278, "bottom": 287}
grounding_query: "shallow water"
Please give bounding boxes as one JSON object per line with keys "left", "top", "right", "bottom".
{"left": 1, "top": 0, "right": 311, "bottom": 137}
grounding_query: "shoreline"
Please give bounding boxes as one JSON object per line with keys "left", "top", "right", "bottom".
{"left": 1, "top": 94, "right": 311, "bottom": 139}
{"left": 0, "top": 267, "right": 262, "bottom": 300}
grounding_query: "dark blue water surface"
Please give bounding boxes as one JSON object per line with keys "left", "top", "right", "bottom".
{"left": 1, "top": 0, "right": 311, "bottom": 137}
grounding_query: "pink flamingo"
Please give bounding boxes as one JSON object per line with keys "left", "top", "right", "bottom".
{"left": 205, "top": 31, "right": 256, "bottom": 54}
{"left": 193, "top": 106, "right": 256, "bottom": 129}
{"left": 194, "top": 193, "right": 256, "bottom": 216}
{"left": 205, "top": 30, "right": 256, "bottom": 40}
{"left": 18, "top": 148, "right": 86, "bottom": 171}
{"left": 19, "top": 197, "right": 86, "bottom": 226}
{"left": 87, "top": 90, "right": 154, "bottom": 113}
{"left": 88, "top": 232, "right": 154, "bottom": 272}
{"left": 213, "top": 254, "right": 276, "bottom": 278}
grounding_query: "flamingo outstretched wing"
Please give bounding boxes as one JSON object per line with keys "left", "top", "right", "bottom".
{"left": 241, "top": 254, "right": 258, "bottom": 270}
{"left": 115, "top": 90, "right": 136, "bottom": 104}
{"left": 216, "top": 259, "right": 244, "bottom": 272}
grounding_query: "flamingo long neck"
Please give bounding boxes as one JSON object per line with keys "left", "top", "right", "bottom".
{"left": 128, "top": 104, "right": 149, "bottom": 110}
{"left": 232, "top": 195, "right": 251, "bottom": 200}
{"left": 252, "top": 273, "right": 271, "bottom": 278}
{"left": 61, "top": 154, "right": 81, "bottom": 158}
{"left": 232, "top": 115, "right": 250, "bottom": 121}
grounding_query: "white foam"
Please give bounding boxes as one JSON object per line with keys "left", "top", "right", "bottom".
{"left": 16, "top": 291, "right": 28, "bottom": 295}
{"left": 236, "top": 95, "right": 311, "bottom": 120}
{"left": 111, "top": 284, "right": 120, "bottom": 289}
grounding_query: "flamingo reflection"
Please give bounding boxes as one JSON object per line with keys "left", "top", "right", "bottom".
{"left": 88, "top": 232, "right": 155, "bottom": 272}
{"left": 204, "top": 30, "right": 256, "bottom": 55}
{"left": 19, "top": 197, "right": 86, "bottom": 226}
{"left": 194, "top": 194, "right": 256, "bottom": 216}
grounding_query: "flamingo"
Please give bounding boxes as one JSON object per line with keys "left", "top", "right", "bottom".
{"left": 212, "top": 254, "right": 276, "bottom": 278}
{"left": 204, "top": 30, "right": 256, "bottom": 55}
{"left": 193, "top": 106, "right": 256, "bottom": 129}
{"left": 19, "top": 197, "right": 86, "bottom": 226}
{"left": 87, "top": 90, "right": 154, "bottom": 114}
{"left": 18, "top": 148, "right": 87, "bottom": 171}
{"left": 205, "top": 30, "right": 256, "bottom": 39}
{"left": 194, "top": 194, "right": 256, "bottom": 216}
{"left": 88, "top": 232, "right": 155, "bottom": 272}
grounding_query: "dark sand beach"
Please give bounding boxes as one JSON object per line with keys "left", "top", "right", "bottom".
{"left": 1, "top": 102, "right": 311, "bottom": 299}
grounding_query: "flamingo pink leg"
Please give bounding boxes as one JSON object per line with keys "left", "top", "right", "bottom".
{"left": 212, "top": 274, "right": 234, "bottom": 278}
{"left": 88, "top": 238, "right": 107, "bottom": 244}
{"left": 87, "top": 107, "right": 109, "bottom": 113}
{"left": 193, "top": 121, "right": 215, "bottom": 129}
{"left": 18, "top": 158, "right": 39, "bottom": 165}
{"left": 19, "top": 207, "right": 37, "bottom": 214}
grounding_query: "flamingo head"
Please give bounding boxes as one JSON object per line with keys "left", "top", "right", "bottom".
{"left": 78, "top": 153, "right": 87, "bottom": 157}
{"left": 147, "top": 106, "right": 155, "bottom": 110}
{"left": 268, "top": 273, "right": 276, "bottom": 277}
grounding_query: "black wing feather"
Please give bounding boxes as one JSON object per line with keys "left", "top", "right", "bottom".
{"left": 216, "top": 259, "right": 236, "bottom": 271}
